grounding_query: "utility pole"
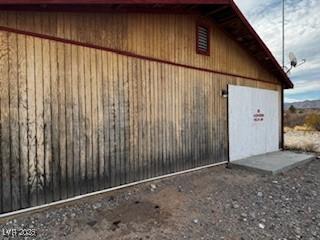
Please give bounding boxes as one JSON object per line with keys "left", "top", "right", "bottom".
{"left": 282, "top": 0, "right": 285, "bottom": 68}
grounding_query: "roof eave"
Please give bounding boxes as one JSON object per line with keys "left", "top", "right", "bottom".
{"left": 0, "top": 0, "right": 230, "bottom": 4}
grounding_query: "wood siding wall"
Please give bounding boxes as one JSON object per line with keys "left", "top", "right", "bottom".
{"left": 0, "top": 12, "right": 281, "bottom": 214}
{"left": 0, "top": 11, "right": 279, "bottom": 84}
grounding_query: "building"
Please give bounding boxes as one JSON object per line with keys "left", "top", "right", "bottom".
{"left": 0, "top": 0, "right": 293, "bottom": 214}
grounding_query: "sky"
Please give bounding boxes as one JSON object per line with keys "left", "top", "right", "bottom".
{"left": 234, "top": 0, "right": 320, "bottom": 103}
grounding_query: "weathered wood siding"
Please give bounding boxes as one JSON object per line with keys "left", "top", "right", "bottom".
{"left": 0, "top": 11, "right": 282, "bottom": 214}
{"left": 0, "top": 11, "right": 279, "bottom": 84}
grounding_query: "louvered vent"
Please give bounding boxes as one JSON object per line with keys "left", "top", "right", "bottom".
{"left": 197, "top": 24, "right": 210, "bottom": 55}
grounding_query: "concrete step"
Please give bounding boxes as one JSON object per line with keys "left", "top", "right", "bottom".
{"left": 230, "top": 151, "right": 316, "bottom": 175}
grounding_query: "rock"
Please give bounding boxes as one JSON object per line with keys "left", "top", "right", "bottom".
{"left": 249, "top": 212, "right": 256, "bottom": 219}
{"left": 258, "top": 223, "right": 265, "bottom": 229}
{"left": 257, "top": 192, "right": 263, "bottom": 197}
{"left": 109, "top": 196, "right": 115, "bottom": 201}
{"left": 232, "top": 203, "right": 240, "bottom": 209}
{"left": 241, "top": 213, "right": 248, "bottom": 218}
{"left": 294, "top": 227, "right": 302, "bottom": 235}
{"left": 150, "top": 184, "right": 157, "bottom": 191}
{"left": 193, "top": 219, "right": 199, "bottom": 224}
{"left": 272, "top": 181, "right": 278, "bottom": 184}
{"left": 87, "top": 220, "right": 97, "bottom": 227}
{"left": 93, "top": 203, "right": 102, "bottom": 209}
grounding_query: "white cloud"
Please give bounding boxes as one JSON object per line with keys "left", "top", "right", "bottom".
{"left": 284, "top": 97, "right": 301, "bottom": 103}
{"left": 285, "top": 79, "right": 320, "bottom": 95}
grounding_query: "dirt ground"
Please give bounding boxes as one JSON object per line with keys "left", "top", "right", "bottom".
{"left": 1, "top": 158, "right": 320, "bottom": 240}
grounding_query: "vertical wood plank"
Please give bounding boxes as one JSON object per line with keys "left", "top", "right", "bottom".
{"left": 146, "top": 61, "right": 151, "bottom": 179}
{"left": 117, "top": 54, "right": 125, "bottom": 185}
{"left": 137, "top": 59, "right": 143, "bottom": 180}
{"left": 127, "top": 57, "right": 134, "bottom": 183}
{"left": 85, "top": 46, "right": 93, "bottom": 192}
{"left": 78, "top": 46, "right": 87, "bottom": 194}
{"left": 90, "top": 48, "right": 98, "bottom": 191}
{"left": 50, "top": 40, "right": 60, "bottom": 201}
{"left": 172, "top": 66, "right": 177, "bottom": 172}
{"left": 177, "top": 67, "right": 182, "bottom": 171}
{"left": 153, "top": 62, "right": 159, "bottom": 177}
{"left": 109, "top": 53, "right": 116, "bottom": 187}
{"left": 114, "top": 54, "right": 121, "bottom": 186}
{"left": 8, "top": 31, "right": 21, "bottom": 211}
{"left": 26, "top": 35, "right": 37, "bottom": 207}
{"left": 71, "top": 44, "right": 80, "bottom": 196}
{"left": 123, "top": 55, "right": 130, "bottom": 183}
{"left": 161, "top": 64, "right": 168, "bottom": 174}
{"left": 65, "top": 37, "right": 74, "bottom": 197}
{"left": 101, "top": 51, "right": 111, "bottom": 188}
{"left": 17, "top": 33, "right": 29, "bottom": 209}
{"left": 42, "top": 38, "right": 53, "bottom": 203}
{"left": 96, "top": 50, "right": 105, "bottom": 190}
{"left": 132, "top": 58, "right": 139, "bottom": 181}
{"left": 0, "top": 31, "right": 11, "bottom": 212}
{"left": 141, "top": 60, "right": 147, "bottom": 178}
{"left": 57, "top": 41, "right": 67, "bottom": 199}
{"left": 34, "top": 37, "right": 45, "bottom": 205}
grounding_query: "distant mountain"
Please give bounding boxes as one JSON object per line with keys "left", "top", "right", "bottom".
{"left": 284, "top": 99, "right": 320, "bottom": 110}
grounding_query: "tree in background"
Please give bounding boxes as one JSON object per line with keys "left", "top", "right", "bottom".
{"left": 289, "top": 105, "right": 296, "bottom": 113}
{"left": 305, "top": 113, "right": 320, "bottom": 131}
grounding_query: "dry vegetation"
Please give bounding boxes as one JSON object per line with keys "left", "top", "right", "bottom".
{"left": 284, "top": 108, "right": 320, "bottom": 153}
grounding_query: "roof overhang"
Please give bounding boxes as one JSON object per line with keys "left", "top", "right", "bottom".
{"left": 0, "top": 0, "right": 293, "bottom": 89}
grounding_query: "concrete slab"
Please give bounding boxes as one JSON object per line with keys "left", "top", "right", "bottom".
{"left": 230, "top": 151, "right": 316, "bottom": 175}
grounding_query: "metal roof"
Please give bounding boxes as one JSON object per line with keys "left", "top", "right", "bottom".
{"left": 0, "top": 0, "right": 293, "bottom": 88}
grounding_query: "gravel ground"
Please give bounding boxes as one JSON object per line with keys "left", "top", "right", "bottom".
{"left": 1, "top": 158, "right": 320, "bottom": 240}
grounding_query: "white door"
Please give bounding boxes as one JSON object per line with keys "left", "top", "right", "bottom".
{"left": 228, "top": 85, "right": 280, "bottom": 161}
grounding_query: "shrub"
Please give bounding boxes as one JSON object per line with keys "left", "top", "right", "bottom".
{"left": 284, "top": 142, "right": 317, "bottom": 153}
{"left": 283, "top": 111, "right": 305, "bottom": 128}
{"left": 303, "top": 143, "right": 318, "bottom": 152}
{"left": 289, "top": 105, "right": 296, "bottom": 113}
{"left": 305, "top": 113, "right": 320, "bottom": 131}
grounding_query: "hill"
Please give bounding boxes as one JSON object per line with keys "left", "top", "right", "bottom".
{"left": 284, "top": 99, "right": 320, "bottom": 110}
